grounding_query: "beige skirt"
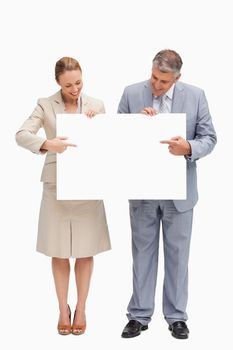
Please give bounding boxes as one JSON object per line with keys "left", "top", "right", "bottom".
{"left": 37, "top": 183, "right": 111, "bottom": 258}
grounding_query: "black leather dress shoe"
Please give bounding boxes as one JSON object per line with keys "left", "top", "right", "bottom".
{"left": 121, "top": 320, "right": 148, "bottom": 338}
{"left": 169, "top": 321, "right": 189, "bottom": 339}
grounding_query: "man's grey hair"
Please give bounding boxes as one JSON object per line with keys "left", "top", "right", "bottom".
{"left": 152, "top": 49, "right": 183, "bottom": 76}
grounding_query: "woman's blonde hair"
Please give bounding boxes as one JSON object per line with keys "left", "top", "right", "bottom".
{"left": 55, "top": 57, "right": 82, "bottom": 82}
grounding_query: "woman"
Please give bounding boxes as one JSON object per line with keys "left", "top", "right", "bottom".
{"left": 15, "top": 57, "right": 111, "bottom": 335}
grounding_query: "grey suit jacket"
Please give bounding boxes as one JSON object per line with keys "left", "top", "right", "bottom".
{"left": 117, "top": 80, "right": 217, "bottom": 212}
{"left": 16, "top": 90, "right": 105, "bottom": 183}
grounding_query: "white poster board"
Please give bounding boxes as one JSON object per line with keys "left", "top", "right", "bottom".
{"left": 56, "top": 114, "right": 186, "bottom": 199}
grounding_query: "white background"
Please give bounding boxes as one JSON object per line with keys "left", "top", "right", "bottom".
{"left": 1, "top": 0, "right": 232, "bottom": 349}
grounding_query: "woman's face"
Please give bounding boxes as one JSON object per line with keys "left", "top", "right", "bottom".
{"left": 57, "top": 69, "right": 83, "bottom": 102}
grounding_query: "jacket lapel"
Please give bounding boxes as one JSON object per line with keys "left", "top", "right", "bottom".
{"left": 143, "top": 80, "right": 153, "bottom": 108}
{"left": 171, "top": 82, "right": 185, "bottom": 113}
{"left": 51, "top": 90, "right": 66, "bottom": 115}
{"left": 81, "top": 94, "right": 91, "bottom": 113}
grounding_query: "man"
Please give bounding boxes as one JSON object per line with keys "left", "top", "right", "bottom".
{"left": 118, "top": 49, "right": 217, "bottom": 339}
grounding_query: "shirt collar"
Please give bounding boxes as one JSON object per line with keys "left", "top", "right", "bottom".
{"left": 165, "top": 84, "right": 175, "bottom": 100}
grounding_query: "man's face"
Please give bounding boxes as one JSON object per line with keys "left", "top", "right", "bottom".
{"left": 150, "top": 67, "right": 181, "bottom": 96}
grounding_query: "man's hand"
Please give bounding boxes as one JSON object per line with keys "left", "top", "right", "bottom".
{"left": 140, "top": 107, "right": 158, "bottom": 116}
{"left": 160, "top": 136, "right": 191, "bottom": 156}
{"left": 41, "top": 136, "right": 77, "bottom": 153}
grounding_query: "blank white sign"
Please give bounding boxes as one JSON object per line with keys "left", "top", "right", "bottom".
{"left": 56, "top": 114, "right": 186, "bottom": 200}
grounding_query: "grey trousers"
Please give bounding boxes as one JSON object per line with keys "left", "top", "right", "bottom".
{"left": 127, "top": 200, "right": 193, "bottom": 325}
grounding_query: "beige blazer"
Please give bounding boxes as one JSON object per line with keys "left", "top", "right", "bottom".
{"left": 16, "top": 90, "right": 105, "bottom": 182}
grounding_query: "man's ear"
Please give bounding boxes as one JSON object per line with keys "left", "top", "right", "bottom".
{"left": 175, "top": 73, "right": 181, "bottom": 82}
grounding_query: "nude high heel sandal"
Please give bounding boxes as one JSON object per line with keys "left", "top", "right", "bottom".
{"left": 57, "top": 305, "right": 72, "bottom": 335}
{"left": 72, "top": 310, "right": 86, "bottom": 335}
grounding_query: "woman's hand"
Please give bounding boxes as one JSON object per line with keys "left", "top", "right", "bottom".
{"left": 40, "top": 136, "right": 77, "bottom": 153}
{"left": 85, "top": 110, "right": 97, "bottom": 118}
